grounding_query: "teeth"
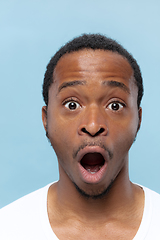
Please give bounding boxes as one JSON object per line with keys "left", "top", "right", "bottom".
{"left": 88, "top": 169, "right": 96, "bottom": 174}
{"left": 86, "top": 165, "right": 102, "bottom": 174}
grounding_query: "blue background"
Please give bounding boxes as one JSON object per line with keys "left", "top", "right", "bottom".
{"left": 0, "top": 0, "right": 160, "bottom": 208}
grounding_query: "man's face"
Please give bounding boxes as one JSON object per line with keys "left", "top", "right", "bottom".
{"left": 42, "top": 49, "right": 141, "bottom": 197}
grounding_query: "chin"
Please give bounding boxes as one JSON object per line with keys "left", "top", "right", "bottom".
{"left": 72, "top": 180, "right": 114, "bottom": 200}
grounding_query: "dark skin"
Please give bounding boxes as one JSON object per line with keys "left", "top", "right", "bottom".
{"left": 42, "top": 49, "right": 144, "bottom": 239}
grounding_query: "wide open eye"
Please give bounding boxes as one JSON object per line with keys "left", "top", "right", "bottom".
{"left": 64, "top": 101, "right": 80, "bottom": 110}
{"left": 108, "top": 102, "right": 124, "bottom": 111}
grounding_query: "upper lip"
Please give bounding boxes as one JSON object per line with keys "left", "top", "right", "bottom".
{"left": 77, "top": 146, "right": 109, "bottom": 164}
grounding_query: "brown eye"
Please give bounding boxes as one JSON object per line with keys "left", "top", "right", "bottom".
{"left": 108, "top": 102, "right": 124, "bottom": 111}
{"left": 65, "top": 101, "right": 80, "bottom": 110}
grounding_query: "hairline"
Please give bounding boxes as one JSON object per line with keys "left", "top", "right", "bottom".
{"left": 43, "top": 34, "right": 143, "bottom": 108}
{"left": 51, "top": 48, "right": 137, "bottom": 97}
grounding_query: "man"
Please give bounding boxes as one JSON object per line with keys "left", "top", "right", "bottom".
{"left": 0, "top": 34, "right": 160, "bottom": 239}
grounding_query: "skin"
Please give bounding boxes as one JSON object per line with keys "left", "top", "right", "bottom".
{"left": 42, "top": 49, "right": 144, "bottom": 239}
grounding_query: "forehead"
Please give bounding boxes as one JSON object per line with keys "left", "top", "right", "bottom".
{"left": 53, "top": 49, "right": 134, "bottom": 85}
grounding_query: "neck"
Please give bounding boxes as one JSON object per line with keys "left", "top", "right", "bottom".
{"left": 48, "top": 162, "right": 143, "bottom": 224}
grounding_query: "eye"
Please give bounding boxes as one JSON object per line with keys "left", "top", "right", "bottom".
{"left": 64, "top": 100, "right": 80, "bottom": 110}
{"left": 108, "top": 102, "right": 124, "bottom": 111}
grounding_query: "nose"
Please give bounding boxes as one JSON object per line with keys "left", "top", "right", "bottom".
{"left": 78, "top": 106, "right": 108, "bottom": 137}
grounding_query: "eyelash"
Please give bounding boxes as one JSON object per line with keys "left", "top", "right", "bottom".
{"left": 63, "top": 98, "right": 81, "bottom": 110}
{"left": 107, "top": 101, "right": 126, "bottom": 111}
{"left": 63, "top": 98, "right": 125, "bottom": 112}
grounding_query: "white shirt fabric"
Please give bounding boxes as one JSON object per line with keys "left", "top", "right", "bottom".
{"left": 0, "top": 183, "right": 160, "bottom": 240}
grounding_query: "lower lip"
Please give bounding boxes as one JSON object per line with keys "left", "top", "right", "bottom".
{"left": 78, "top": 162, "right": 108, "bottom": 184}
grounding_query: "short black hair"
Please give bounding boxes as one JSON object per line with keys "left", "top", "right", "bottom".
{"left": 43, "top": 33, "right": 143, "bottom": 107}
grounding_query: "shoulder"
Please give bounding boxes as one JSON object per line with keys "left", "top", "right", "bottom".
{"left": 140, "top": 185, "right": 160, "bottom": 217}
{"left": 143, "top": 186, "right": 160, "bottom": 208}
{"left": 0, "top": 183, "right": 52, "bottom": 240}
{"left": 133, "top": 185, "right": 160, "bottom": 240}
{"left": 0, "top": 183, "right": 50, "bottom": 216}
{"left": 141, "top": 186, "right": 160, "bottom": 238}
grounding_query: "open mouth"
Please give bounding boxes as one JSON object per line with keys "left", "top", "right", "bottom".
{"left": 80, "top": 153, "right": 105, "bottom": 174}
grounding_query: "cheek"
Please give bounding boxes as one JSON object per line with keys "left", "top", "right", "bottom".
{"left": 110, "top": 115, "right": 139, "bottom": 153}
{"left": 47, "top": 117, "right": 76, "bottom": 158}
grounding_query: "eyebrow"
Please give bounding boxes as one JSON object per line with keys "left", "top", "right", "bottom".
{"left": 102, "top": 80, "right": 130, "bottom": 94}
{"left": 58, "top": 80, "right": 87, "bottom": 93}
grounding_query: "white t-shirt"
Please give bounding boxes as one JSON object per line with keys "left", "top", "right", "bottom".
{"left": 0, "top": 183, "right": 160, "bottom": 239}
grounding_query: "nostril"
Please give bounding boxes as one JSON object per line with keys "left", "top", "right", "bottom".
{"left": 93, "top": 127, "right": 105, "bottom": 137}
{"left": 81, "top": 128, "right": 88, "bottom": 134}
{"left": 81, "top": 127, "right": 105, "bottom": 137}
{"left": 96, "top": 128, "right": 105, "bottom": 135}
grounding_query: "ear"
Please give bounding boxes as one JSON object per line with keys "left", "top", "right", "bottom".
{"left": 137, "top": 107, "right": 142, "bottom": 132}
{"left": 42, "top": 106, "right": 47, "bottom": 131}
